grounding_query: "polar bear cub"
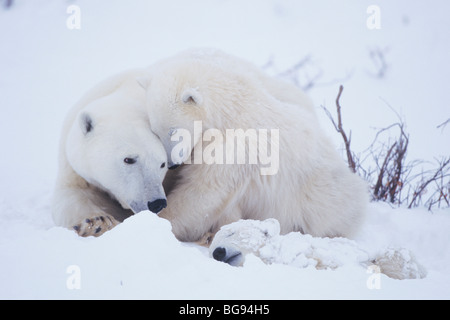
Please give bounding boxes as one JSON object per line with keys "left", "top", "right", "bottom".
{"left": 210, "top": 219, "right": 427, "bottom": 280}
{"left": 52, "top": 69, "right": 169, "bottom": 237}
{"left": 140, "top": 48, "right": 369, "bottom": 242}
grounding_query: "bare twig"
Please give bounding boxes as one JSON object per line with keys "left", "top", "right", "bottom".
{"left": 390, "top": 131, "right": 408, "bottom": 203}
{"left": 277, "top": 55, "right": 312, "bottom": 79}
{"left": 276, "top": 55, "right": 323, "bottom": 91}
{"left": 335, "top": 86, "right": 356, "bottom": 173}
{"left": 373, "top": 142, "right": 397, "bottom": 201}
{"left": 321, "top": 85, "right": 356, "bottom": 173}
{"left": 408, "top": 157, "right": 450, "bottom": 209}
{"left": 367, "top": 46, "right": 390, "bottom": 78}
{"left": 261, "top": 55, "right": 275, "bottom": 71}
{"left": 437, "top": 118, "right": 450, "bottom": 130}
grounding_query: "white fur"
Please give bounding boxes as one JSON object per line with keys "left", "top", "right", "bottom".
{"left": 52, "top": 69, "right": 169, "bottom": 235}
{"left": 210, "top": 219, "right": 427, "bottom": 280}
{"left": 141, "top": 49, "right": 369, "bottom": 242}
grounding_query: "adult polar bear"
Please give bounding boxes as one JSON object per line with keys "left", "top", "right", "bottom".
{"left": 52, "top": 69, "right": 170, "bottom": 237}
{"left": 140, "top": 49, "right": 368, "bottom": 243}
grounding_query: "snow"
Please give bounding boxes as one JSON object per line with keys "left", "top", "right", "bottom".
{"left": 1, "top": 0, "right": 449, "bottom": 299}
{"left": 1, "top": 205, "right": 449, "bottom": 299}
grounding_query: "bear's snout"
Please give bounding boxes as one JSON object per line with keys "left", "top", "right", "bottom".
{"left": 147, "top": 198, "right": 167, "bottom": 214}
{"left": 212, "top": 247, "right": 242, "bottom": 266}
{"left": 212, "top": 247, "right": 227, "bottom": 261}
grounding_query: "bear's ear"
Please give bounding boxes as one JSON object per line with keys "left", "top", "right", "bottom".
{"left": 181, "top": 88, "right": 203, "bottom": 105}
{"left": 79, "top": 113, "right": 93, "bottom": 135}
{"left": 136, "top": 76, "right": 150, "bottom": 90}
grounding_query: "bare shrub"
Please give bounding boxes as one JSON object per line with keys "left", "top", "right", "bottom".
{"left": 407, "top": 157, "right": 450, "bottom": 210}
{"left": 262, "top": 55, "right": 324, "bottom": 91}
{"left": 321, "top": 85, "right": 449, "bottom": 211}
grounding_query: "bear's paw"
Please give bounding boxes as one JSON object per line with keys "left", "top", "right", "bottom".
{"left": 72, "top": 215, "right": 119, "bottom": 237}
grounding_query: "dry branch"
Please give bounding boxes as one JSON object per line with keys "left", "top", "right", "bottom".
{"left": 437, "top": 118, "right": 450, "bottom": 130}
{"left": 321, "top": 85, "right": 356, "bottom": 173}
{"left": 408, "top": 157, "right": 450, "bottom": 209}
{"left": 373, "top": 142, "right": 396, "bottom": 201}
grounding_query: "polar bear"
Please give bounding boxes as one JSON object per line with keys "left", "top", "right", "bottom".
{"left": 209, "top": 219, "right": 427, "bottom": 280}
{"left": 52, "top": 69, "right": 170, "bottom": 237}
{"left": 139, "top": 49, "right": 369, "bottom": 243}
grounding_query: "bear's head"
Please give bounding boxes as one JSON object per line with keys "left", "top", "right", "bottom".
{"left": 66, "top": 102, "right": 168, "bottom": 214}
{"left": 139, "top": 58, "right": 240, "bottom": 169}
{"left": 209, "top": 219, "right": 281, "bottom": 266}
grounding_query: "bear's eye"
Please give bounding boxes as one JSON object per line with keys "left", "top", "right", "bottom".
{"left": 160, "top": 162, "right": 166, "bottom": 168}
{"left": 124, "top": 158, "right": 137, "bottom": 165}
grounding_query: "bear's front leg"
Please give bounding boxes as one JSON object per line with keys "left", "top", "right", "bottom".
{"left": 52, "top": 180, "right": 130, "bottom": 237}
{"left": 73, "top": 215, "right": 119, "bottom": 237}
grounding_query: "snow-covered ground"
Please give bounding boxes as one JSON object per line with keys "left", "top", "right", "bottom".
{"left": 1, "top": 203, "right": 449, "bottom": 299}
{"left": 0, "top": 0, "right": 449, "bottom": 299}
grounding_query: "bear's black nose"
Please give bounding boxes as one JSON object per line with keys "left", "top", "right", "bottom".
{"left": 168, "top": 164, "right": 181, "bottom": 170}
{"left": 147, "top": 199, "right": 167, "bottom": 213}
{"left": 212, "top": 247, "right": 227, "bottom": 262}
